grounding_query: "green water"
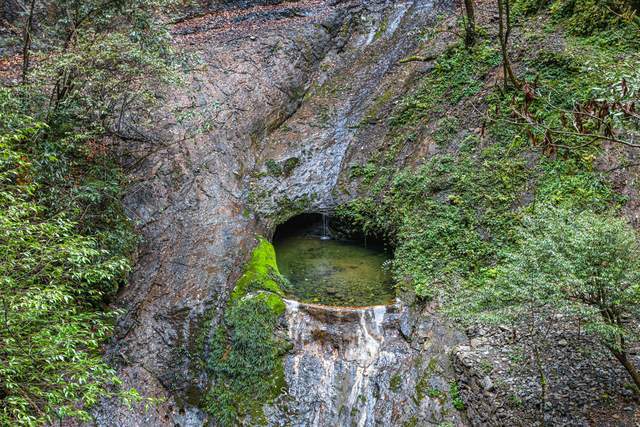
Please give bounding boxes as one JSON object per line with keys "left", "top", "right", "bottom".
{"left": 274, "top": 235, "right": 395, "bottom": 306}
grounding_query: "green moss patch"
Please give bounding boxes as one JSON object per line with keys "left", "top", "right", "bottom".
{"left": 231, "top": 237, "right": 285, "bottom": 301}
{"left": 203, "top": 237, "right": 288, "bottom": 425}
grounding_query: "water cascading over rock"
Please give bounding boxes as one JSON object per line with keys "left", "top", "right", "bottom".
{"left": 265, "top": 299, "right": 466, "bottom": 426}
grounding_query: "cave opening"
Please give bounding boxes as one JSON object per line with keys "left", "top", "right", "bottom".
{"left": 272, "top": 212, "right": 395, "bottom": 307}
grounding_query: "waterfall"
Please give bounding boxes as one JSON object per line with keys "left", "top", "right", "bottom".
{"left": 320, "top": 212, "right": 330, "bottom": 240}
{"left": 271, "top": 300, "right": 466, "bottom": 427}
{"left": 281, "top": 300, "right": 388, "bottom": 426}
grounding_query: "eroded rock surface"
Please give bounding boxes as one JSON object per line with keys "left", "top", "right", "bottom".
{"left": 267, "top": 300, "right": 466, "bottom": 426}
{"left": 95, "top": 1, "right": 457, "bottom": 425}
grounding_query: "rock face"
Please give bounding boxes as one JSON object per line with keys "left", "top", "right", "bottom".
{"left": 267, "top": 300, "right": 466, "bottom": 426}
{"left": 250, "top": 0, "right": 451, "bottom": 215}
{"left": 95, "top": 0, "right": 459, "bottom": 425}
{"left": 453, "top": 326, "right": 640, "bottom": 427}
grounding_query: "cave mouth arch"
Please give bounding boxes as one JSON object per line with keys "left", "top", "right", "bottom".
{"left": 272, "top": 212, "right": 395, "bottom": 307}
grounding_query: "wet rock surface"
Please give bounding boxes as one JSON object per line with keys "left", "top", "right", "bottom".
{"left": 267, "top": 300, "right": 466, "bottom": 426}
{"left": 250, "top": 0, "right": 453, "bottom": 216}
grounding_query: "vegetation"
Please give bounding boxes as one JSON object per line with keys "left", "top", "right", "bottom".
{"left": 453, "top": 206, "right": 640, "bottom": 391}
{"left": 449, "top": 381, "right": 465, "bottom": 411}
{"left": 202, "top": 237, "right": 289, "bottom": 426}
{"left": 1, "top": 0, "right": 180, "bottom": 424}
{"left": 0, "top": 88, "right": 139, "bottom": 426}
{"left": 513, "top": 0, "right": 640, "bottom": 35}
{"left": 2, "top": 0, "right": 640, "bottom": 424}
{"left": 338, "top": 0, "right": 640, "bottom": 404}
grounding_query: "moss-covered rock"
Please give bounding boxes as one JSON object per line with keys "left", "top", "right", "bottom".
{"left": 203, "top": 236, "right": 288, "bottom": 426}
{"left": 231, "top": 236, "right": 285, "bottom": 300}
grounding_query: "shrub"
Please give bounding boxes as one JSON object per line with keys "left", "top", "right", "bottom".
{"left": 453, "top": 206, "right": 640, "bottom": 392}
{"left": 0, "top": 90, "right": 139, "bottom": 425}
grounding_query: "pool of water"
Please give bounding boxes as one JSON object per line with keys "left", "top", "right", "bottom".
{"left": 274, "top": 233, "right": 395, "bottom": 306}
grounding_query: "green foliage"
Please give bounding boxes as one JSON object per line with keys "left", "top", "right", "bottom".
{"left": 433, "top": 116, "right": 460, "bottom": 147}
{"left": 204, "top": 237, "right": 288, "bottom": 425}
{"left": 390, "top": 41, "right": 501, "bottom": 129}
{"left": 551, "top": 0, "right": 636, "bottom": 35}
{"left": 535, "top": 159, "right": 623, "bottom": 210}
{"left": 282, "top": 157, "right": 300, "bottom": 177}
{"left": 337, "top": 0, "right": 640, "bottom": 411}
{"left": 0, "top": 1, "right": 181, "bottom": 423}
{"left": 390, "top": 374, "right": 402, "bottom": 392}
{"left": 15, "top": 0, "right": 182, "bottom": 131}
{"left": 449, "top": 381, "right": 465, "bottom": 410}
{"left": 513, "top": 0, "right": 549, "bottom": 15}
{"left": 265, "top": 157, "right": 300, "bottom": 178}
{"left": 513, "top": 0, "right": 639, "bottom": 34}
{"left": 518, "top": 30, "right": 640, "bottom": 159}
{"left": 339, "top": 7, "right": 635, "bottom": 312}
{"left": 427, "top": 387, "right": 444, "bottom": 399}
{"left": 339, "top": 140, "right": 529, "bottom": 299}
{"left": 452, "top": 206, "right": 640, "bottom": 356}
{"left": 265, "top": 159, "right": 282, "bottom": 177}
{"left": 0, "top": 90, "right": 139, "bottom": 425}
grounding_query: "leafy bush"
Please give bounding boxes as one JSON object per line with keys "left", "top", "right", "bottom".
{"left": 514, "top": 0, "right": 639, "bottom": 34}
{"left": 390, "top": 41, "right": 500, "bottom": 129}
{"left": 453, "top": 206, "right": 640, "bottom": 389}
{"left": 0, "top": 91, "right": 138, "bottom": 425}
{"left": 0, "top": 0, "right": 183, "bottom": 421}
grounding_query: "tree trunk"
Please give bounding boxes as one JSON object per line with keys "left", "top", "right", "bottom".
{"left": 463, "top": 0, "right": 476, "bottom": 47}
{"left": 611, "top": 346, "right": 640, "bottom": 393}
{"left": 532, "top": 343, "right": 547, "bottom": 425}
{"left": 497, "top": 0, "right": 520, "bottom": 89}
{"left": 21, "top": 0, "right": 37, "bottom": 84}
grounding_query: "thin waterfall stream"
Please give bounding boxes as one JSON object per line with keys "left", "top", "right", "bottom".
{"left": 320, "top": 212, "right": 330, "bottom": 241}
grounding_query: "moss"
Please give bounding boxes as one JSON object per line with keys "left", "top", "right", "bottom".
{"left": 359, "top": 87, "right": 396, "bottom": 126}
{"left": 256, "top": 292, "right": 287, "bottom": 317}
{"left": 203, "top": 237, "right": 288, "bottom": 425}
{"left": 427, "top": 357, "right": 438, "bottom": 373}
{"left": 414, "top": 374, "right": 430, "bottom": 403}
{"left": 264, "top": 157, "right": 300, "bottom": 178}
{"left": 389, "top": 41, "right": 501, "bottom": 129}
{"left": 231, "top": 237, "right": 284, "bottom": 301}
{"left": 390, "top": 373, "right": 402, "bottom": 392}
{"left": 270, "top": 194, "right": 314, "bottom": 225}
{"left": 404, "top": 416, "right": 419, "bottom": 427}
{"left": 265, "top": 159, "right": 282, "bottom": 176}
{"left": 427, "top": 387, "right": 445, "bottom": 399}
{"left": 282, "top": 157, "right": 300, "bottom": 177}
{"left": 374, "top": 14, "right": 389, "bottom": 40}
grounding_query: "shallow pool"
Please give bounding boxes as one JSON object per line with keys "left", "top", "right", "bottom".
{"left": 274, "top": 233, "right": 395, "bottom": 306}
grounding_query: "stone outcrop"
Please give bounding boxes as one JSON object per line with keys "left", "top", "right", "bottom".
{"left": 453, "top": 326, "right": 639, "bottom": 426}
{"left": 95, "top": 1, "right": 458, "bottom": 425}
{"left": 267, "top": 300, "right": 466, "bottom": 426}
